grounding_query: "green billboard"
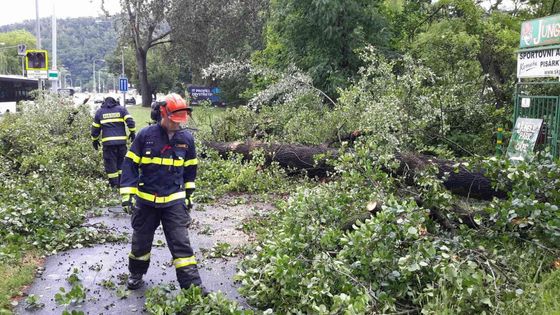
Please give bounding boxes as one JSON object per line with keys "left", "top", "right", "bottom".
{"left": 520, "top": 14, "right": 560, "bottom": 49}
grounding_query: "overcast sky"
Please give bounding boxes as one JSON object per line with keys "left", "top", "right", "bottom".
{"left": 0, "top": 0, "right": 121, "bottom": 27}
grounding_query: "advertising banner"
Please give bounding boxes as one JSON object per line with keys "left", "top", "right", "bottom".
{"left": 520, "top": 14, "right": 560, "bottom": 48}
{"left": 507, "top": 118, "right": 543, "bottom": 162}
{"left": 517, "top": 47, "right": 560, "bottom": 78}
{"left": 187, "top": 86, "right": 223, "bottom": 106}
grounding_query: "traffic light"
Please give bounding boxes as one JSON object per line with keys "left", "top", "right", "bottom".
{"left": 25, "top": 50, "right": 48, "bottom": 71}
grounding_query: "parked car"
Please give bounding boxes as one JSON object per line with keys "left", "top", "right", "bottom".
{"left": 125, "top": 96, "right": 136, "bottom": 105}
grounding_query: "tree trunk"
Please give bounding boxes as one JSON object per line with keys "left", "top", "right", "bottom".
{"left": 203, "top": 140, "right": 507, "bottom": 200}
{"left": 203, "top": 140, "right": 338, "bottom": 177}
{"left": 135, "top": 48, "right": 152, "bottom": 107}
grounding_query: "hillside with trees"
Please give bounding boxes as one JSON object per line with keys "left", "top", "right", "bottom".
{"left": 0, "top": 17, "right": 118, "bottom": 89}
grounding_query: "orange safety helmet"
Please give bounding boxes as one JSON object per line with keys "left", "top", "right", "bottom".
{"left": 160, "top": 93, "right": 190, "bottom": 123}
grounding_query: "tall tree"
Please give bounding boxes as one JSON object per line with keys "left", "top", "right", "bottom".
{"left": 107, "top": 0, "right": 172, "bottom": 106}
{"left": 397, "top": 0, "right": 518, "bottom": 109}
{"left": 106, "top": 43, "right": 179, "bottom": 97}
{"left": 169, "top": 0, "right": 268, "bottom": 84}
{"left": 255, "top": 0, "right": 391, "bottom": 99}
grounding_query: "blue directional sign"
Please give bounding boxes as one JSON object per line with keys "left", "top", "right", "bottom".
{"left": 119, "top": 77, "right": 128, "bottom": 92}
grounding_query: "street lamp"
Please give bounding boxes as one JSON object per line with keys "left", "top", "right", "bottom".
{"left": 92, "top": 59, "right": 104, "bottom": 93}
{"left": 98, "top": 69, "right": 102, "bottom": 92}
{"left": 98, "top": 69, "right": 108, "bottom": 93}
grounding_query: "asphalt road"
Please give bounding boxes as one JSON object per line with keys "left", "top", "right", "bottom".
{"left": 14, "top": 195, "right": 274, "bottom": 314}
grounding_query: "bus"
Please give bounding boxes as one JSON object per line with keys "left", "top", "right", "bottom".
{"left": 0, "top": 75, "right": 38, "bottom": 115}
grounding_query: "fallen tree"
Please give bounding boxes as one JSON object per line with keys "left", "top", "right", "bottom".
{"left": 202, "top": 140, "right": 507, "bottom": 201}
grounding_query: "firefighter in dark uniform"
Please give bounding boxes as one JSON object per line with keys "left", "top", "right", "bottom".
{"left": 91, "top": 97, "right": 136, "bottom": 187}
{"left": 120, "top": 93, "right": 205, "bottom": 292}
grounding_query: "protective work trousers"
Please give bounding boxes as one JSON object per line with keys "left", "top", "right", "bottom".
{"left": 102, "top": 144, "right": 127, "bottom": 188}
{"left": 128, "top": 202, "right": 202, "bottom": 289}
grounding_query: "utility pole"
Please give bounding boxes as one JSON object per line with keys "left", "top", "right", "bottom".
{"left": 121, "top": 47, "right": 126, "bottom": 106}
{"left": 51, "top": 0, "right": 58, "bottom": 92}
{"left": 93, "top": 60, "right": 96, "bottom": 93}
{"left": 93, "top": 59, "right": 104, "bottom": 93}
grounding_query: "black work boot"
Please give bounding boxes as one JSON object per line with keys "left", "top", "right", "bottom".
{"left": 127, "top": 273, "right": 144, "bottom": 290}
{"left": 199, "top": 285, "right": 210, "bottom": 297}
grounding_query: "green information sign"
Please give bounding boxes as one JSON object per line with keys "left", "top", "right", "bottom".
{"left": 507, "top": 118, "right": 543, "bottom": 163}
{"left": 520, "top": 14, "right": 560, "bottom": 49}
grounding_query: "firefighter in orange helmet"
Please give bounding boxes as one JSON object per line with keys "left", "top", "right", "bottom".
{"left": 119, "top": 94, "right": 204, "bottom": 292}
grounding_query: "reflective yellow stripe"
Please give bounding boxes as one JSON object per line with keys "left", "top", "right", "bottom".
{"left": 184, "top": 158, "right": 198, "bottom": 167}
{"left": 91, "top": 136, "right": 99, "bottom": 140}
{"left": 118, "top": 170, "right": 122, "bottom": 174}
{"left": 173, "top": 256, "right": 197, "bottom": 268}
{"left": 126, "top": 151, "right": 141, "bottom": 163}
{"left": 102, "top": 136, "right": 128, "bottom": 142}
{"left": 136, "top": 190, "right": 186, "bottom": 203}
{"left": 185, "top": 182, "right": 195, "bottom": 189}
{"left": 120, "top": 187, "right": 138, "bottom": 195}
{"left": 128, "top": 128, "right": 136, "bottom": 132}
{"left": 129, "top": 252, "right": 151, "bottom": 261}
{"left": 100, "top": 118, "right": 125, "bottom": 124}
{"left": 92, "top": 122, "right": 101, "bottom": 128}
{"left": 124, "top": 114, "right": 131, "bottom": 120}
{"left": 141, "top": 156, "right": 184, "bottom": 167}
{"left": 497, "top": 140, "right": 503, "bottom": 144}
{"left": 107, "top": 171, "right": 119, "bottom": 178}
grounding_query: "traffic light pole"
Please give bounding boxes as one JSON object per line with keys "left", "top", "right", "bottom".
{"left": 35, "top": 0, "right": 42, "bottom": 90}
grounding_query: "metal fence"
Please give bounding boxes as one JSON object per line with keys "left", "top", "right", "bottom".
{"left": 514, "top": 89, "right": 560, "bottom": 157}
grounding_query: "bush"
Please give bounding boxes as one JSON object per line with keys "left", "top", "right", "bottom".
{"left": 0, "top": 93, "right": 121, "bottom": 262}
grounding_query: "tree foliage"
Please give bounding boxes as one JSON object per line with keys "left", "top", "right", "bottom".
{"left": 254, "top": 0, "right": 392, "bottom": 98}
{"left": 112, "top": 0, "right": 172, "bottom": 105}
{"left": 0, "top": 30, "right": 36, "bottom": 75}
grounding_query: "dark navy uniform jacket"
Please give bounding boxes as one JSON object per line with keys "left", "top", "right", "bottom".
{"left": 120, "top": 123, "right": 197, "bottom": 208}
{"left": 91, "top": 99, "right": 136, "bottom": 146}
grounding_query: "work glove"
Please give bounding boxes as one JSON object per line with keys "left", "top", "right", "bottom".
{"left": 92, "top": 140, "right": 100, "bottom": 151}
{"left": 185, "top": 197, "right": 193, "bottom": 212}
{"left": 122, "top": 194, "right": 134, "bottom": 214}
{"left": 129, "top": 132, "right": 136, "bottom": 142}
{"left": 184, "top": 197, "right": 193, "bottom": 227}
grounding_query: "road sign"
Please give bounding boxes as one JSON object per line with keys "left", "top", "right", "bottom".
{"left": 17, "top": 44, "right": 26, "bottom": 56}
{"left": 27, "top": 70, "right": 48, "bottom": 79}
{"left": 119, "top": 77, "right": 128, "bottom": 92}
{"left": 48, "top": 70, "right": 59, "bottom": 81}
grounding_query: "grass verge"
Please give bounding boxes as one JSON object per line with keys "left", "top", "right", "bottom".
{"left": 126, "top": 104, "right": 227, "bottom": 135}
{"left": 0, "top": 251, "right": 42, "bottom": 313}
